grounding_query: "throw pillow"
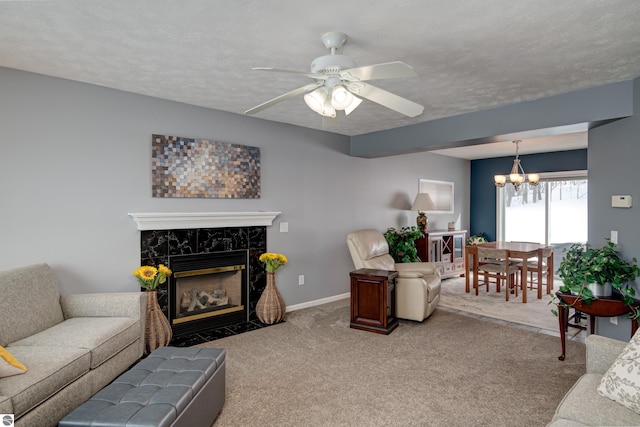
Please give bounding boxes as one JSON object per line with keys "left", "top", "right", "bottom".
{"left": 0, "top": 345, "right": 27, "bottom": 378}
{"left": 598, "top": 330, "right": 640, "bottom": 414}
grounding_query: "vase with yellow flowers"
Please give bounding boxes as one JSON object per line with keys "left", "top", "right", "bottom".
{"left": 133, "top": 264, "right": 173, "bottom": 354}
{"left": 256, "top": 253, "right": 288, "bottom": 324}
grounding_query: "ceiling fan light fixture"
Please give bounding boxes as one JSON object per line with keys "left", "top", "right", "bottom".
{"left": 321, "top": 97, "right": 336, "bottom": 118}
{"left": 305, "top": 87, "right": 337, "bottom": 118}
{"left": 246, "top": 32, "right": 424, "bottom": 119}
{"left": 330, "top": 85, "right": 354, "bottom": 110}
{"left": 344, "top": 95, "right": 362, "bottom": 115}
{"left": 304, "top": 88, "right": 328, "bottom": 114}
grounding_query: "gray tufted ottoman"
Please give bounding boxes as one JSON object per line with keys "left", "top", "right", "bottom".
{"left": 59, "top": 347, "right": 225, "bottom": 427}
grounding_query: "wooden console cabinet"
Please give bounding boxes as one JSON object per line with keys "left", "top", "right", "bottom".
{"left": 416, "top": 230, "right": 467, "bottom": 279}
{"left": 349, "top": 269, "right": 398, "bottom": 335}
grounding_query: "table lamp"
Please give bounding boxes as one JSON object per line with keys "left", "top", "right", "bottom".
{"left": 411, "top": 193, "right": 436, "bottom": 234}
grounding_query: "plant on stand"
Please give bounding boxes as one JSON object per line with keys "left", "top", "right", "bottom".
{"left": 133, "top": 264, "right": 173, "bottom": 354}
{"left": 554, "top": 239, "right": 639, "bottom": 318}
{"left": 256, "top": 252, "right": 288, "bottom": 324}
{"left": 383, "top": 226, "right": 422, "bottom": 263}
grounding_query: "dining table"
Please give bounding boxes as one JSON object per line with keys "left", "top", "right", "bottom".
{"left": 465, "top": 241, "right": 553, "bottom": 303}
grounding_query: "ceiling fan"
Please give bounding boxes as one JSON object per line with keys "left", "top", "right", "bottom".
{"left": 244, "top": 32, "right": 424, "bottom": 119}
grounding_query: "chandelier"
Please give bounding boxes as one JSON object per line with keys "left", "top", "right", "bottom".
{"left": 494, "top": 140, "right": 539, "bottom": 191}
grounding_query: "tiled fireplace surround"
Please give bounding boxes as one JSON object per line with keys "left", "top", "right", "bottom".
{"left": 133, "top": 212, "right": 280, "bottom": 347}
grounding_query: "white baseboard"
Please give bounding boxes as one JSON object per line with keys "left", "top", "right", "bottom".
{"left": 286, "top": 292, "right": 350, "bottom": 313}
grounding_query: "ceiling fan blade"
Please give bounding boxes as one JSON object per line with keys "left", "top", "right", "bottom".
{"left": 252, "top": 67, "right": 325, "bottom": 80}
{"left": 244, "top": 82, "right": 322, "bottom": 115}
{"left": 347, "top": 82, "right": 424, "bottom": 117}
{"left": 340, "top": 61, "right": 417, "bottom": 81}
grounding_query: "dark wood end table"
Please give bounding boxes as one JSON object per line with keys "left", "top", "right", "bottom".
{"left": 556, "top": 291, "right": 639, "bottom": 360}
{"left": 350, "top": 269, "right": 398, "bottom": 335}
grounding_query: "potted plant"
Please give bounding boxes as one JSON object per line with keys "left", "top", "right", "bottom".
{"left": 383, "top": 226, "right": 422, "bottom": 263}
{"left": 556, "top": 239, "right": 639, "bottom": 311}
{"left": 133, "top": 264, "right": 173, "bottom": 354}
{"left": 467, "top": 233, "right": 489, "bottom": 246}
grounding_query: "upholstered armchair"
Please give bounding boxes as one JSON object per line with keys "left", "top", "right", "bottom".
{"left": 347, "top": 229, "right": 441, "bottom": 322}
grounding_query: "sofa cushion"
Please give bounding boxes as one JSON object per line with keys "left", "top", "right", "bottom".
{"left": 11, "top": 317, "right": 140, "bottom": 369}
{"left": 0, "top": 346, "right": 27, "bottom": 378}
{"left": 553, "top": 373, "right": 640, "bottom": 426}
{"left": 0, "top": 396, "right": 12, "bottom": 415}
{"left": 0, "top": 264, "right": 64, "bottom": 346}
{"left": 0, "top": 346, "right": 90, "bottom": 418}
{"left": 597, "top": 329, "right": 640, "bottom": 414}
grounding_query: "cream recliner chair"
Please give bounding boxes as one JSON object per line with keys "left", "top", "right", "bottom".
{"left": 347, "top": 229, "right": 441, "bottom": 322}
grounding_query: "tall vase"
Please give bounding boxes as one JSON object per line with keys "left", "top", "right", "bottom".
{"left": 256, "top": 272, "right": 286, "bottom": 324}
{"left": 144, "top": 290, "right": 172, "bottom": 355}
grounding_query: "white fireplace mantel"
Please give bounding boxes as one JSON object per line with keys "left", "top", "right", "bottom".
{"left": 128, "top": 211, "right": 281, "bottom": 230}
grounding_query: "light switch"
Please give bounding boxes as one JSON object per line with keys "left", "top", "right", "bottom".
{"left": 611, "top": 230, "right": 618, "bottom": 244}
{"left": 280, "top": 222, "right": 289, "bottom": 233}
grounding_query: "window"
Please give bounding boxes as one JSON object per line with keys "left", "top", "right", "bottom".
{"left": 497, "top": 171, "right": 588, "bottom": 271}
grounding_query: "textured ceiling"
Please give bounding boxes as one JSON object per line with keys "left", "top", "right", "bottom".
{"left": 1, "top": 1, "right": 639, "bottom": 156}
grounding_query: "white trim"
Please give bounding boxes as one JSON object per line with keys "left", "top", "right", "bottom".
{"left": 128, "top": 211, "right": 281, "bottom": 230}
{"left": 285, "top": 292, "right": 350, "bottom": 313}
{"left": 537, "top": 170, "right": 588, "bottom": 180}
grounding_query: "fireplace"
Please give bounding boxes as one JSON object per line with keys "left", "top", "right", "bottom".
{"left": 131, "top": 211, "right": 280, "bottom": 343}
{"left": 169, "top": 250, "right": 248, "bottom": 336}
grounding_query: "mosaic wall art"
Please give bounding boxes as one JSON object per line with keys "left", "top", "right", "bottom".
{"left": 152, "top": 134, "right": 261, "bottom": 198}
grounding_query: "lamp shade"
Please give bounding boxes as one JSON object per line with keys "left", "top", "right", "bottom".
{"left": 304, "top": 87, "right": 327, "bottom": 114}
{"left": 411, "top": 193, "right": 436, "bottom": 212}
{"left": 344, "top": 95, "right": 362, "bottom": 115}
{"left": 330, "top": 85, "right": 354, "bottom": 110}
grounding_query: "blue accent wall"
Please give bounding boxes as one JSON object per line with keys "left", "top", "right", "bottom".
{"left": 470, "top": 149, "right": 587, "bottom": 240}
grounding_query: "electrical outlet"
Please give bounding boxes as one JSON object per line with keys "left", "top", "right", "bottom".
{"left": 298, "top": 275, "right": 304, "bottom": 286}
{"left": 610, "top": 316, "right": 618, "bottom": 325}
{"left": 611, "top": 230, "right": 618, "bottom": 244}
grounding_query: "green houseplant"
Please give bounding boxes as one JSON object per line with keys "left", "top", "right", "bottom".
{"left": 466, "top": 233, "right": 488, "bottom": 246}
{"left": 383, "top": 226, "right": 422, "bottom": 263}
{"left": 556, "top": 239, "right": 639, "bottom": 313}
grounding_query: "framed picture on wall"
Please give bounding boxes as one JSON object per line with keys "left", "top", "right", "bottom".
{"left": 418, "top": 179, "right": 454, "bottom": 213}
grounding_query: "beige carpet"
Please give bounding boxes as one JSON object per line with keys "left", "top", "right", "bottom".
{"left": 439, "top": 274, "right": 563, "bottom": 333}
{"left": 203, "top": 298, "right": 586, "bottom": 427}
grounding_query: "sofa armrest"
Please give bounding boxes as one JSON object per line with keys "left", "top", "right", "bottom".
{"left": 397, "top": 271, "right": 423, "bottom": 279}
{"left": 586, "top": 334, "right": 628, "bottom": 374}
{"left": 395, "top": 262, "right": 439, "bottom": 276}
{"left": 61, "top": 292, "right": 146, "bottom": 319}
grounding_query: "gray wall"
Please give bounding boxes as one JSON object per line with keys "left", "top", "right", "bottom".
{"left": 351, "top": 80, "right": 634, "bottom": 158}
{"left": 0, "top": 67, "right": 469, "bottom": 306}
{"left": 589, "top": 77, "right": 640, "bottom": 340}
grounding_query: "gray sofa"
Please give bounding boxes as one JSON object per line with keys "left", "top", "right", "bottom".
{"left": 0, "top": 263, "right": 146, "bottom": 427}
{"left": 548, "top": 334, "right": 640, "bottom": 426}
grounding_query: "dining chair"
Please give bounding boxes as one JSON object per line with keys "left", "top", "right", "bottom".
{"left": 513, "top": 246, "right": 554, "bottom": 298}
{"left": 476, "top": 247, "right": 521, "bottom": 301}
